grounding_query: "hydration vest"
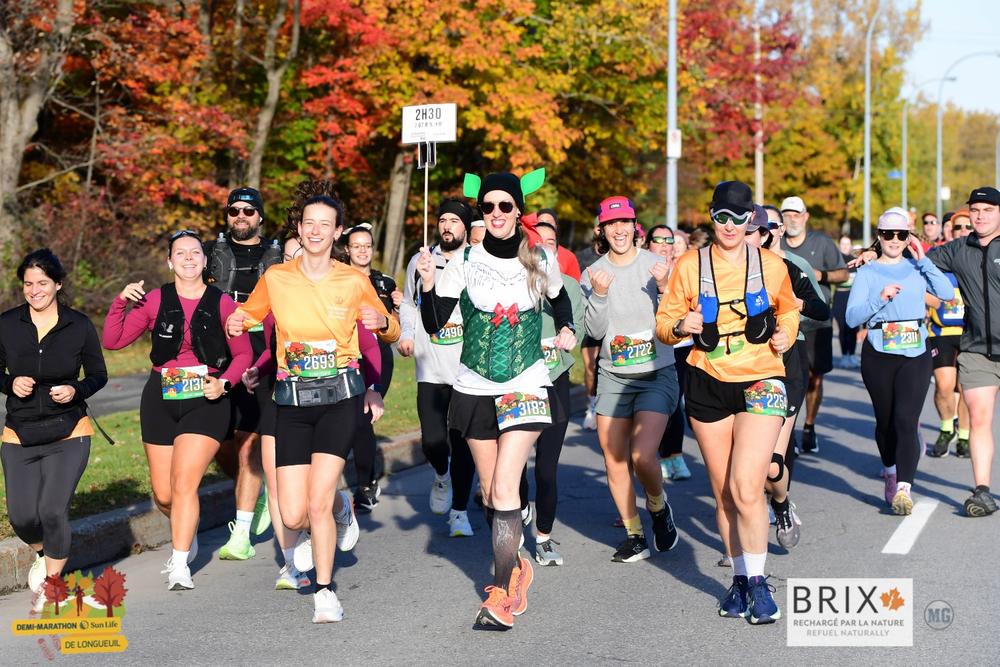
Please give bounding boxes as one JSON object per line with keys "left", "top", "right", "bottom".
{"left": 458, "top": 246, "right": 543, "bottom": 382}
{"left": 694, "top": 245, "right": 775, "bottom": 353}
{"left": 207, "top": 234, "right": 282, "bottom": 298}
{"left": 150, "top": 284, "right": 232, "bottom": 370}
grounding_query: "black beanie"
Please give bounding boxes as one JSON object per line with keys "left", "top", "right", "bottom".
{"left": 436, "top": 199, "right": 474, "bottom": 231}
{"left": 478, "top": 172, "right": 524, "bottom": 212}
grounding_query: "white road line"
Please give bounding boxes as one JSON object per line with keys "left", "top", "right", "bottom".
{"left": 882, "top": 499, "right": 939, "bottom": 555}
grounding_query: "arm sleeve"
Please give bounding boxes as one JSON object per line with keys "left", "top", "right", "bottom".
{"left": 398, "top": 255, "right": 419, "bottom": 341}
{"left": 357, "top": 323, "right": 382, "bottom": 387}
{"left": 101, "top": 295, "right": 154, "bottom": 350}
{"left": 656, "top": 256, "right": 695, "bottom": 345}
{"left": 788, "top": 262, "right": 831, "bottom": 322}
{"left": 544, "top": 248, "right": 564, "bottom": 300}
{"left": 917, "top": 257, "right": 956, "bottom": 301}
{"left": 70, "top": 319, "right": 109, "bottom": 401}
{"left": 927, "top": 242, "right": 954, "bottom": 272}
{"left": 773, "top": 268, "right": 801, "bottom": 342}
{"left": 360, "top": 279, "right": 400, "bottom": 344}
{"left": 845, "top": 269, "right": 889, "bottom": 328}
{"left": 420, "top": 287, "right": 459, "bottom": 334}
{"left": 547, "top": 287, "right": 573, "bottom": 331}
{"left": 239, "top": 275, "right": 272, "bottom": 329}
{"left": 219, "top": 297, "right": 254, "bottom": 386}
{"left": 580, "top": 267, "right": 610, "bottom": 340}
{"left": 252, "top": 314, "right": 276, "bottom": 376}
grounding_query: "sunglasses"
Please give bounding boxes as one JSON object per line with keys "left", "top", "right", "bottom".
{"left": 710, "top": 208, "right": 752, "bottom": 226}
{"left": 878, "top": 229, "right": 910, "bottom": 241}
{"left": 952, "top": 223, "right": 972, "bottom": 230}
{"left": 227, "top": 206, "right": 259, "bottom": 218}
{"left": 479, "top": 201, "right": 515, "bottom": 215}
{"left": 650, "top": 235, "right": 675, "bottom": 244}
{"left": 170, "top": 229, "right": 200, "bottom": 241}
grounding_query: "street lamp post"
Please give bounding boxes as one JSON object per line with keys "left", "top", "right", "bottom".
{"left": 996, "top": 130, "right": 1000, "bottom": 189}
{"left": 666, "top": 0, "right": 678, "bottom": 230}
{"left": 936, "top": 51, "right": 1000, "bottom": 221}
{"left": 862, "top": 1, "right": 883, "bottom": 249}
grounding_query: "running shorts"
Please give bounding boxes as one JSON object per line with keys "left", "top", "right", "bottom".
{"left": 274, "top": 394, "right": 363, "bottom": 467}
{"left": 595, "top": 365, "right": 679, "bottom": 418}
{"left": 929, "top": 335, "right": 961, "bottom": 370}
{"left": 256, "top": 377, "right": 277, "bottom": 438}
{"left": 581, "top": 335, "right": 603, "bottom": 349}
{"left": 803, "top": 327, "right": 834, "bottom": 375}
{"left": 684, "top": 365, "right": 788, "bottom": 423}
{"left": 229, "top": 382, "right": 261, "bottom": 434}
{"left": 140, "top": 370, "right": 232, "bottom": 445}
{"left": 449, "top": 386, "right": 566, "bottom": 441}
{"left": 958, "top": 352, "right": 1000, "bottom": 391}
{"left": 784, "top": 341, "right": 809, "bottom": 418}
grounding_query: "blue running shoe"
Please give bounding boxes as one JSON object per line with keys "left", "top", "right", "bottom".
{"left": 746, "top": 575, "right": 781, "bottom": 624}
{"left": 718, "top": 575, "right": 748, "bottom": 618}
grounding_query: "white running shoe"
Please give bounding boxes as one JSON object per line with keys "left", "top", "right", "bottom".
{"left": 312, "top": 588, "right": 344, "bottom": 623}
{"left": 27, "top": 553, "right": 46, "bottom": 593}
{"left": 162, "top": 557, "right": 194, "bottom": 591}
{"left": 429, "top": 477, "right": 453, "bottom": 515}
{"left": 521, "top": 504, "right": 533, "bottom": 528}
{"left": 335, "top": 490, "right": 360, "bottom": 552}
{"left": 448, "top": 509, "right": 474, "bottom": 537}
{"left": 275, "top": 563, "right": 310, "bottom": 591}
{"left": 582, "top": 407, "right": 597, "bottom": 431}
{"left": 293, "top": 532, "right": 314, "bottom": 572}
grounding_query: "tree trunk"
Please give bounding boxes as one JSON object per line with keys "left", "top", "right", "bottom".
{"left": 0, "top": 0, "right": 75, "bottom": 246}
{"left": 245, "top": 0, "right": 300, "bottom": 190}
{"left": 382, "top": 151, "right": 414, "bottom": 275}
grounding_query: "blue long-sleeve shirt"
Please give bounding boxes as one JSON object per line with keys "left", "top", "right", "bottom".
{"left": 846, "top": 257, "right": 954, "bottom": 357}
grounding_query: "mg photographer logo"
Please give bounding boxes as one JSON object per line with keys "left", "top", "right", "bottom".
{"left": 787, "top": 578, "right": 913, "bottom": 647}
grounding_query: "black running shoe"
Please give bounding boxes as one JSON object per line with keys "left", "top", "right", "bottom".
{"left": 801, "top": 425, "right": 818, "bottom": 454}
{"left": 956, "top": 439, "right": 970, "bottom": 458}
{"left": 964, "top": 487, "right": 998, "bottom": 517}
{"left": 611, "top": 535, "right": 650, "bottom": 563}
{"left": 649, "top": 504, "right": 679, "bottom": 552}
{"left": 354, "top": 484, "right": 380, "bottom": 513}
{"left": 927, "top": 430, "right": 954, "bottom": 458}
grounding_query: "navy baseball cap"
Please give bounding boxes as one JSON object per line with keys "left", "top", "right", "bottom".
{"left": 227, "top": 187, "right": 264, "bottom": 213}
{"left": 967, "top": 187, "right": 1000, "bottom": 206}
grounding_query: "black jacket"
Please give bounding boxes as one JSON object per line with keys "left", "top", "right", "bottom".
{"left": 929, "top": 235, "right": 1000, "bottom": 359}
{"left": 0, "top": 303, "right": 108, "bottom": 423}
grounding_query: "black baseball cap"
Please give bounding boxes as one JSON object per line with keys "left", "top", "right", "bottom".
{"left": 227, "top": 187, "right": 264, "bottom": 214}
{"left": 967, "top": 186, "right": 1000, "bottom": 206}
{"left": 710, "top": 181, "right": 754, "bottom": 215}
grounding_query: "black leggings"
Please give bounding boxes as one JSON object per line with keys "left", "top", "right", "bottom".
{"left": 416, "top": 382, "right": 475, "bottom": 511}
{"left": 1, "top": 436, "right": 90, "bottom": 560}
{"left": 658, "top": 346, "right": 691, "bottom": 458}
{"left": 353, "top": 416, "right": 378, "bottom": 488}
{"left": 519, "top": 371, "right": 571, "bottom": 535}
{"left": 833, "top": 290, "right": 857, "bottom": 356}
{"left": 860, "top": 340, "right": 932, "bottom": 485}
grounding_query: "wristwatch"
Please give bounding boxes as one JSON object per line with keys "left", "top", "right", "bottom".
{"left": 221, "top": 379, "right": 231, "bottom": 394}
{"left": 672, "top": 320, "right": 685, "bottom": 338}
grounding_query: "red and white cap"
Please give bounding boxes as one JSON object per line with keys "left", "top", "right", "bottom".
{"left": 597, "top": 196, "right": 637, "bottom": 223}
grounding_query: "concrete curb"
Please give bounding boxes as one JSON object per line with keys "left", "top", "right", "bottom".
{"left": 0, "top": 385, "right": 586, "bottom": 594}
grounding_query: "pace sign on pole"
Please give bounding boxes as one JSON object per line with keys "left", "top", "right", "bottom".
{"left": 402, "top": 103, "right": 458, "bottom": 247}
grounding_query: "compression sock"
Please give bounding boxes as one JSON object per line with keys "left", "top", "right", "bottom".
{"left": 492, "top": 509, "right": 522, "bottom": 589}
{"left": 940, "top": 419, "right": 954, "bottom": 433}
{"left": 646, "top": 493, "right": 666, "bottom": 513}
{"left": 959, "top": 428, "right": 970, "bottom": 440}
{"left": 623, "top": 514, "right": 643, "bottom": 537}
{"left": 235, "top": 510, "right": 253, "bottom": 532}
{"left": 743, "top": 551, "right": 766, "bottom": 578}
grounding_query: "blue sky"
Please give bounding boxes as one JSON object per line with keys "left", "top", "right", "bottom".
{"left": 904, "top": 0, "right": 1000, "bottom": 113}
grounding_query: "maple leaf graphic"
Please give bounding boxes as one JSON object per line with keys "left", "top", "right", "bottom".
{"left": 93, "top": 567, "right": 128, "bottom": 617}
{"left": 880, "top": 587, "right": 905, "bottom": 611}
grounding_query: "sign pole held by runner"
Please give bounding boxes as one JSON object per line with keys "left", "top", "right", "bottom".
{"left": 402, "top": 103, "right": 457, "bottom": 248}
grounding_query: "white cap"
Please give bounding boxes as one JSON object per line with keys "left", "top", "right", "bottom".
{"left": 877, "top": 207, "right": 909, "bottom": 231}
{"left": 779, "top": 196, "right": 806, "bottom": 214}
{"left": 470, "top": 219, "right": 486, "bottom": 228}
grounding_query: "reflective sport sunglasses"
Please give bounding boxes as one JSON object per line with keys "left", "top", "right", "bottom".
{"left": 710, "top": 208, "right": 752, "bottom": 226}
{"left": 650, "top": 235, "right": 675, "bottom": 245}
{"left": 952, "top": 222, "right": 972, "bottom": 230}
{"left": 170, "top": 229, "right": 200, "bottom": 241}
{"left": 227, "top": 205, "right": 259, "bottom": 218}
{"left": 878, "top": 229, "right": 909, "bottom": 241}
{"left": 479, "top": 201, "right": 515, "bottom": 215}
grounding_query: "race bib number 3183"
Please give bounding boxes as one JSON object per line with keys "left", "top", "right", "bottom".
{"left": 285, "top": 340, "right": 338, "bottom": 378}
{"left": 744, "top": 379, "right": 787, "bottom": 417}
{"left": 495, "top": 390, "right": 553, "bottom": 431}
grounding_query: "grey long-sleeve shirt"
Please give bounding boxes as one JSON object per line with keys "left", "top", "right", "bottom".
{"left": 580, "top": 248, "right": 675, "bottom": 375}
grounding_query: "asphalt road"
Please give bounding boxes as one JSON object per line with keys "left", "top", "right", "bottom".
{"left": 1, "top": 366, "right": 999, "bottom": 665}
